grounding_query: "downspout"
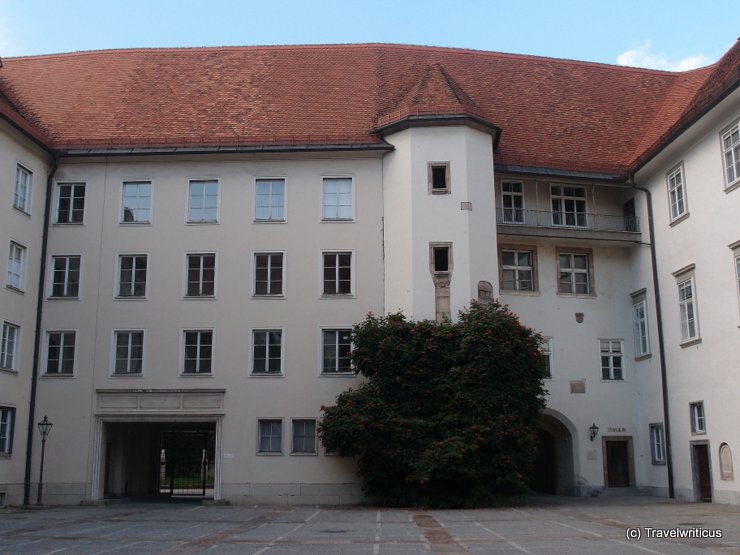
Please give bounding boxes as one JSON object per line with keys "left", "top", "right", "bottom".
{"left": 630, "top": 178, "right": 674, "bottom": 499}
{"left": 23, "top": 155, "right": 59, "bottom": 505}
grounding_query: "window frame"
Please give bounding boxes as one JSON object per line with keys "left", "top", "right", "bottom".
{"left": 0, "top": 407, "right": 15, "bottom": 455}
{"left": 291, "top": 419, "right": 318, "bottom": 455}
{"left": 550, "top": 184, "right": 587, "bottom": 227}
{"left": 44, "top": 330, "right": 76, "bottom": 376}
{"left": 541, "top": 336, "right": 553, "bottom": 379}
{"left": 501, "top": 181, "right": 525, "bottom": 223}
{"left": 253, "top": 252, "right": 285, "bottom": 297}
{"left": 321, "top": 251, "right": 354, "bottom": 296}
{"left": 649, "top": 423, "right": 666, "bottom": 465}
{"left": 556, "top": 248, "right": 594, "bottom": 296}
{"left": 321, "top": 176, "right": 354, "bottom": 221}
{"left": 666, "top": 164, "right": 688, "bottom": 223}
{"left": 250, "top": 328, "right": 284, "bottom": 376}
{"left": 254, "top": 177, "right": 286, "bottom": 222}
{"left": 48, "top": 254, "right": 81, "bottom": 299}
{"left": 111, "top": 329, "right": 145, "bottom": 376}
{"left": 499, "top": 245, "right": 537, "bottom": 292}
{"left": 13, "top": 163, "right": 32, "bottom": 214}
{"left": 6, "top": 241, "right": 27, "bottom": 292}
{"left": 321, "top": 328, "right": 353, "bottom": 375}
{"left": 181, "top": 329, "right": 214, "bottom": 376}
{"left": 674, "top": 269, "right": 700, "bottom": 344}
{"left": 690, "top": 401, "right": 706, "bottom": 434}
{"left": 428, "top": 162, "right": 451, "bottom": 194}
{"left": 184, "top": 252, "right": 217, "bottom": 299}
{"left": 631, "top": 292, "right": 651, "bottom": 358}
{"left": 116, "top": 253, "right": 148, "bottom": 299}
{"left": 257, "top": 418, "right": 283, "bottom": 455}
{"left": 600, "top": 339, "right": 624, "bottom": 381}
{"left": 120, "top": 180, "right": 152, "bottom": 224}
{"left": 721, "top": 120, "right": 740, "bottom": 191}
{"left": 187, "top": 179, "right": 220, "bottom": 224}
{"left": 54, "top": 182, "right": 86, "bottom": 224}
{"left": 1, "top": 321, "right": 20, "bottom": 372}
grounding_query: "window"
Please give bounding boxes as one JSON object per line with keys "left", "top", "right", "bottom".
{"left": 322, "top": 329, "right": 352, "bottom": 374}
{"left": 252, "top": 330, "right": 282, "bottom": 375}
{"left": 188, "top": 180, "right": 219, "bottom": 223}
{"left": 690, "top": 401, "right": 706, "bottom": 434}
{"left": 50, "top": 255, "right": 80, "bottom": 298}
{"left": 501, "top": 181, "right": 524, "bottom": 223}
{"left": 55, "top": 183, "right": 85, "bottom": 223}
{"left": 430, "top": 243, "right": 452, "bottom": 274}
{"left": 322, "top": 177, "right": 352, "bottom": 220}
{"left": 677, "top": 277, "right": 699, "bottom": 342}
{"left": 558, "top": 251, "right": 591, "bottom": 294}
{"left": 649, "top": 424, "right": 666, "bottom": 465}
{"left": 255, "top": 178, "right": 285, "bottom": 221}
{"left": 429, "top": 163, "right": 450, "bottom": 194}
{"left": 323, "top": 252, "right": 352, "bottom": 295}
{"left": 113, "top": 330, "right": 144, "bottom": 375}
{"left": 735, "top": 250, "right": 740, "bottom": 319}
{"left": 1, "top": 322, "right": 19, "bottom": 371}
{"left": 254, "top": 253, "right": 283, "bottom": 296}
{"left": 551, "top": 185, "right": 586, "bottom": 227}
{"left": 6, "top": 242, "right": 26, "bottom": 290}
{"left": 13, "top": 164, "right": 32, "bottom": 213}
{"left": 666, "top": 165, "right": 687, "bottom": 221}
{"left": 600, "top": 339, "right": 624, "bottom": 380}
{"left": 501, "top": 249, "right": 534, "bottom": 291}
{"left": 722, "top": 122, "right": 740, "bottom": 187}
{"left": 258, "top": 419, "right": 282, "bottom": 454}
{"left": 185, "top": 253, "right": 216, "bottom": 297}
{"left": 45, "top": 331, "right": 75, "bottom": 375}
{"left": 541, "top": 337, "right": 553, "bottom": 379}
{"left": 292, "top": 419, "right": 317, "bottom": 454}
{"left": 632, "top": 296, "right": 650, "bottom": 357}
{"left": 0, "top": 408, "right": 14, "bottom": 454}
{"left": 183, "top": 330, "right": 213, "bottom": 374}
{"left": 118, "top": 255, "right": 147, "bottom": 298}
{"left": 121, "top": 181, "right": 151, "bottom": 223}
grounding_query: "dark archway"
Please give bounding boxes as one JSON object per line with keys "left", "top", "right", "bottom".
{"left": 533, "top": 412, "right": 576, "bottom": 495}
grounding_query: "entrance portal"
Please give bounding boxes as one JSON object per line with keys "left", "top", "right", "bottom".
{"left": 692, "top": 443, "right": 712, "bottom": 502}
{"left": 603, "top": 437, "right": 633, "bottom": 488}
{"left": 159, "top": 430, "right": 215, "bottom": 496}
{"left": 534, "top": 412, "right": 576, "bottom": 495}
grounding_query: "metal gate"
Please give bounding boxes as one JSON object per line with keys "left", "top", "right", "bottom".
{"left": 158, "top": 430, "right": 215, "bottom": 496}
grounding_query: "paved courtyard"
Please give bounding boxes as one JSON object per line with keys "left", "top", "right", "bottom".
{"left": 1, "top": 496, "right": 739, "bottom": 554}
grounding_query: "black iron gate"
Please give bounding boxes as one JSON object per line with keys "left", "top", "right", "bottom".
{"left": 158, "top": 430, "right": 215, "bottom": 496}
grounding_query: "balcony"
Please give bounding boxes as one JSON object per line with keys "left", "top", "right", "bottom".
{"left": 495, "top": 208, "right": 640, "bottom": 243}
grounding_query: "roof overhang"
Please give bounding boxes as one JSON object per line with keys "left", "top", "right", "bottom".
{"left": 372, "top": 113, "right": 502, "bottom": 150}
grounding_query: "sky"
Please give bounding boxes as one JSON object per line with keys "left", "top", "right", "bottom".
{"left": 0, "top": 0, "right": 737, "bottom": 71}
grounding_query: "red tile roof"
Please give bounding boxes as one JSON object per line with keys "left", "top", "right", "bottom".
{"left": 0, "top": 43, "right": 737, "bottom": 177}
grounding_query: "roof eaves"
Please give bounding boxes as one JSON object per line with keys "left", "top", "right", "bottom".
{"left": 495, "top": 163, "right": 628, "bottom": 183}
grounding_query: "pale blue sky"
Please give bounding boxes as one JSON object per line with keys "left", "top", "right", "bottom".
{"left": 1, "top": 0, "right": 737, "bottom": 70}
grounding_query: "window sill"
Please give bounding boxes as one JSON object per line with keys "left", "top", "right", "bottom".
{"left": 680, "top": 337, "right": 702, "bottom": 348}
{"left": 320, "top": 294, "right": 355, "bottom": 299}
{"left": 180, "top": 373, "right": 214, "bottom": 377}
{"left": 249, "top": 373, "right": 285, "bottom": 378}
{"left": 253, "top": 219, "right": 286, "bottom": 224}
{"left": 186, "top": 221, "right": 219, "bottom": 225}
{"left": 182, "top": 296, "right": 217, "bottom": 301}
{"left": 669, "top": 212, "right": 690, "bottom": 227}
{"left": 651, "top": 461, "right": 667, "bottom": 466}
{"left": 12, "top": 207, "right": 31, "bottom": 217}
{"left": 290, "top": 452, "right": 318, "bottom": 457}
{"left": 691, "top": 430, "right": 707, "bottom": 436}
{"left": 601, "top": 379, "right": 625, "bottom": 382}
{"left": 47, "top": 296, "right": 80, "bottom": 301}
{"left": 41, "top": 374, "right": 75, "bottom": 378}
{"left": 251, "top": 295, "right": 286, "bottom": 300}
{"left": 320, "top": 219, "right": 355, "bottom": 223}
{"left": 724, "top": 179, "right": 740, "bottom": 194}
{"left": 5, "top": 285, "right": 25, "bottom": 295}
{"left": 320, "top": 372, "right": 355, "bottom": 377}
{"left": 256, "top": 452, "right": 283, "bottom": 456}
{"left": 634, "top": 353, "right": 652, "bottom": 361}
{"left": 114, "top": 296, "right": 148, "bottom": 301}
{"left": 118, "top": 221, "right": 151, "bottom": 226}
{"left": 556, "top": 292, "right": 596, "bottom": 299}
{"left": 500, "top": 290, "right": 540, "bottom": 297}
{"left": 111, "top": 373, "right": 143, "bottom": 378}
{"left": 0, "top": 367, "right": 18, "bottom": 376}
{"left": 52, "top": 222, "right": 84, "bottom": 226}
{"left": 430, "top": 189, "right": 451, "bottom": 195}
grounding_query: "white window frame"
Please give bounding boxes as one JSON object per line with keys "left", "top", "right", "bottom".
{"left": 500, "top": 248, "right": 535, "bottom": 292}
{"left": 666, "top": 165, "right": 688, "bottom": 222}
{"left": 632, "top": 296, "right": 651, "bottom": 358}
{"left": 649, "top": 423, "right": 666, "bottom": 465}
{"left": 690, "top": 401, "right": 706, "bottom": 434}
{"left": 116, "top": 254, "right": 148, "bottom": 299}
{"left": 550, "top": 184, "right": 587, "bottom": 227}
{"left": 250, "top": 329, "right": 284, "bottom": 376}
{"left": 253, "top": 252, "right": 285, "bottom": 297}
{"left": 736, "top": 253, "right": 740, "bottom": 320}
{"left": 677, "top": 275, "right": 700, "bottom": 343}
{"left": 6, "top": 241, "right": 27, "bottom": 291}
{"left": 600, "top": 339, "right": 624, "bottom": 381}
{"left": 111, "top": 329, "right": 145, "bottom": 375}
{"left": 44, "top": 330, "right": 76, "bottom": 376}
{"left": 501, "top": 181, "right": 524, "bottom": 223}
{"left": 321, "top": 177, "right": 354, "bottom": 221}
{"left": 187, "top": 179, "right": 220, "bottom": 223}
{"left": 721, "top": 121, "right": 740, "bottom": 190}
{"left": 1, "top": 321, "right": 20, "bottom": 371}
{"left": 321, "top": 251, "right": 354, "bottom": 296}
{"left": 0, "top": 407, "right": 14, "bottom": 454}
{"left": 254, "top": 177, "right": 286, "bottom": 222}
{"left": 321, "top": 328, "right": 353, "bottom": 375}
{"left": 557, "top": 250, "right": 592, "bottom": 295}
{"left": 120, "top": 180, "right": 152, "bottom": 224}
{"left": 181, "top": 329, "right": 214, "bottom": 375}
{"left": 257, "top": 418, "right": 283, "bottom": 455}
{"left": 291, "top": 419, "right": 318, "bottom": 455}
{"left": 49, "top": 254, "right": 81, "bottom": 298}
{"left": 13, "top": 164, "right": 32, "bottom": 214}
{"left": 541, "top": 336, "right": 553, "bottom": 379}
{"left": 184, "top": 252, "right": 217, "bottom": 298}
{"left": 54, "top": 182, "right": 86, "bottom": 224}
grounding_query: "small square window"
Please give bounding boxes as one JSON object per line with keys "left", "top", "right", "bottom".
{"left": 121, "top": 181, "right": 152, "bottom": 223}
{"left": 292, "top": 419, "right": 317, "bottom": 454}
{"left": 55, "top": 183, "right": 85, "bottom": 224}
{"left": 258, "top": 419, "right": 282, "bottom": 454}
{"left": 690, "top": 402, "right": 706, "bottom": 434}
{"left": 429, "top": 163, "right": 450, "bottom": 193}
{"left": 13, "top": 164, "right": 32, "bottom": 213}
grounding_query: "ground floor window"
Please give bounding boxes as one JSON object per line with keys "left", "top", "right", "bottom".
{"left": 0, "top": 407, "right": 14, "bottom": 454}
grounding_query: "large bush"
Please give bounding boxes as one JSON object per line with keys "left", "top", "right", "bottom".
{"left": 319, "top": 301, "right": 547, "bottom": 507}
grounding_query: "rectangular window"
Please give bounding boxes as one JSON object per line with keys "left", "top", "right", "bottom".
{"left": 56, "top": 183, "right": 85, "bottom": 224}
{"left": 185, "top": 254, "right": 216, "bottom": 297}
{"left": 632, "top": 297, "right": 650, "bottom": 357}
{"left": 6, "top": 242, "right": 26, "bottom": 290}
{"left": 323, "top": 252, "right": 352, "bottom": 295}
{"left": 736, "top": 253, "right": 740, "bottom": 318}
{"left": 183, "top": 330, "right": 213, "bottom": 374}
{"left": 13, "top": 164, "right": 32, "bottom": 213}
{"left": 690, "top": 402, "right": 706, "bottom": 434}
{"left": 0, "top": 407, "right": 14, "bottom": 454}
{"left": 322, "top": 329, "right": 352, "bottom": 374}
{"left": 501, "top": 181, "right": 524, "bottom": 223}
{"left": 429, "top": 163, "right": 450, "bottom": 193}
{"left": 432, "top": 245, "right": 450, "bottom": 273}
{"left": 252, "top": 330, "right": 282, "bottom": 375}
{"left": 255, "top": 178, "right": 285, "bottom": 221}
{"left": 558, "top": 251, "right": 591, "bottom": 294}
{"left": 600, "top": 339, "right": 624, "bottom": 380}
{"left": 667, "top": 166, "right": 687, "bottom": 221}
{"left": 678, "top": 277, "right": 699, "bottom": 342}
{"left": 46, "top": 331, "right": 75, "bottom": 375}
{"left": 118, "top": 255, "right": 147, "bottom": 298}
{"left": 501, "top": 249, "right": 534, "bottom": 291}
{"left": 649, "top": 424, "right": 666, "bottom": 465}
{"left": 188, "top": 180, "right": 219, "bottom": 223}
{"left": 541, "top": 337, "right": 553, "bottom": 379}
{"left": 113, "top": 330, "right": 144, "bottom": 375}
{"left": 322, "top": 177, "right": 353, "bottom": 220}
{"left": 258, "top": 419, "right": 282, "bottom": 453}
{"left": 1, "top": 322, "right": 19, "bottom": 371}
{"left": 292, "top": 419, "right": 317, "bottom": 454}
{"left": 551, "top": 185, "right": 586, "bottom": 227}
{"left": 121, "top": 181, "right": 152, "bottom": 223}
{"left": 254, "top": 253, "right": 283, "bottom": 296}
{"left": 50, "top": 255, "right": 80, "bottom": 298}
{"left": 722, "top": 122, "right": 740, "bottom": 187}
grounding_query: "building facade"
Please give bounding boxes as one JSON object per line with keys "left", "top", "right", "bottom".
{"left": 0, "top": 42, "right": 738, "bottom": 505}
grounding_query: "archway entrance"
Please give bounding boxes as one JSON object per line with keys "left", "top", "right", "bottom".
{"left": 533, "top": 412, "right": 575, "bottom": 495}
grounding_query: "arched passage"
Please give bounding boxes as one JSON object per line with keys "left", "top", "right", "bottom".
{"left": 533, "top": 410, "right": 577, "bottom": 495}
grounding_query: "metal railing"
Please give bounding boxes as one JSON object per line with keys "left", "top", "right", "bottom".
{"left": 495, "top": 208, "right": 639, "bottom": 233}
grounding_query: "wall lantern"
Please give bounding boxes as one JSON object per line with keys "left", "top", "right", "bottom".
{"left": 589, "top": 422, "right": 599, "bottom": 442}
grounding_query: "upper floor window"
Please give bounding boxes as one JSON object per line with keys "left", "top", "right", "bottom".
{"left": 558, "top": 250, "right": 591, "bottom": 295}
{"left": 690, "top": 401, "right": 706, "bottom": 434}
{"left": 322, "top": 329, "right": 352, "bottom": 374}
{"left": 50, "top": 255, "right": 80, "bottom": 298}
{"left": 322, "top": 177, "right": 353, "bottom": 220}
{"left": 251, "top": 330, "right": 283, "bottom": 375}
{"left": 632, "top": 294, "right": 650, "bottom": 358}
{"left": 45, "top": 331, "right": 75, "bottom": 375}
{"left": 735, "top": 250, "right": 740, "bottom": 319}
{"left": 1, "top": 322, "right": 19, "bottom": 371}
{"left": 254, "top": 253, "right": 283, "bottom": 296}
{"left": 113, "top": 330, "right": 144, "bottom": 375}
{"left": 600, "top": 339, "right": 624, "bottom": 380}
{"left": 500, "top": 248, "right": 535, "bottom": 292}
{"left": 428, "top": 163, "right": 450, "bottom": 194}
{"left": 183, "top": 330, "right": 213, "bottom": 374}
{"left": 55, "top": 183, "right": 85, "bottom": 224}
{"left": 117, "top": 254, "right": 147, "bottom": 298}
{"left": 666, "top": 165, "right": 687, "bottom": 222}
{"left": 649, "top": 423, "right": 665, "bottom": 465}
{"left": 121, "top": 181, "right": 152, "bottom": 223}
{"left": 323, "top": 252, "right": 352, "bottom": 295}
{"left": 722, "top": 122, "right": 740, "bottom": 188}
{"left": 501, "top": 181, "right": 524, "bottom": 223}
{"left": 0, "top": 407, "right": 14, "bottom": 454}
{"left": 13, "top": 164, "right": 32, "bottom": 213}
{"left": 677, "top": 275, "right": 699, "bottom": 343}
{"left": 188, "top": 180, "right": 219, "bottom": 223}
{"left": 551, "top": 185, "right": 586, "bottom": 227}
{"left": 185, "top": 253, "right": 216, "bottom": 297}
{"left": 6, "top": 241, "right": 26, "bottom": 291}
{"left": 541, "top": 337, "right": 553, "bottom": 379}
{"left": 255, "top": 178, "right": 285, "bottom": 221}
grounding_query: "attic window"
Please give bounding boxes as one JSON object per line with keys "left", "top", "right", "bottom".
{"left": 429, "top": 163, "right": 450, "bottom": 194}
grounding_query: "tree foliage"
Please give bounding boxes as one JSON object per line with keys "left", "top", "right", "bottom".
{"left": 319, "top": 301, "right": 547, "bottom": 507}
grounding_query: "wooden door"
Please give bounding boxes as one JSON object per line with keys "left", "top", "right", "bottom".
{"left": 606, "top": 441, "right": 630, "bottom": 487}
{"left": 694, "top": 444, "right": 712, "bottom": 502}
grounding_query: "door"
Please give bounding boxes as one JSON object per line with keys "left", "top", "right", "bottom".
{"left": 693, "top": 444, "right": 712, "bottom": 502}
{"left": 606, "top": 440, "right": 630, "bottom": 487}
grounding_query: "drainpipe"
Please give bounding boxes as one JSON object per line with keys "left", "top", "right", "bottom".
{"left": 630, "top": 178, "right": 674, "bottom": 499}
{"left": 23, "top": 155, "right": 58, "bottom": 505}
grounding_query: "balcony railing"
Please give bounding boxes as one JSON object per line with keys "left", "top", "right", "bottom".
{"left": 495, "top": 208, "right": 639, "bottom": 233}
